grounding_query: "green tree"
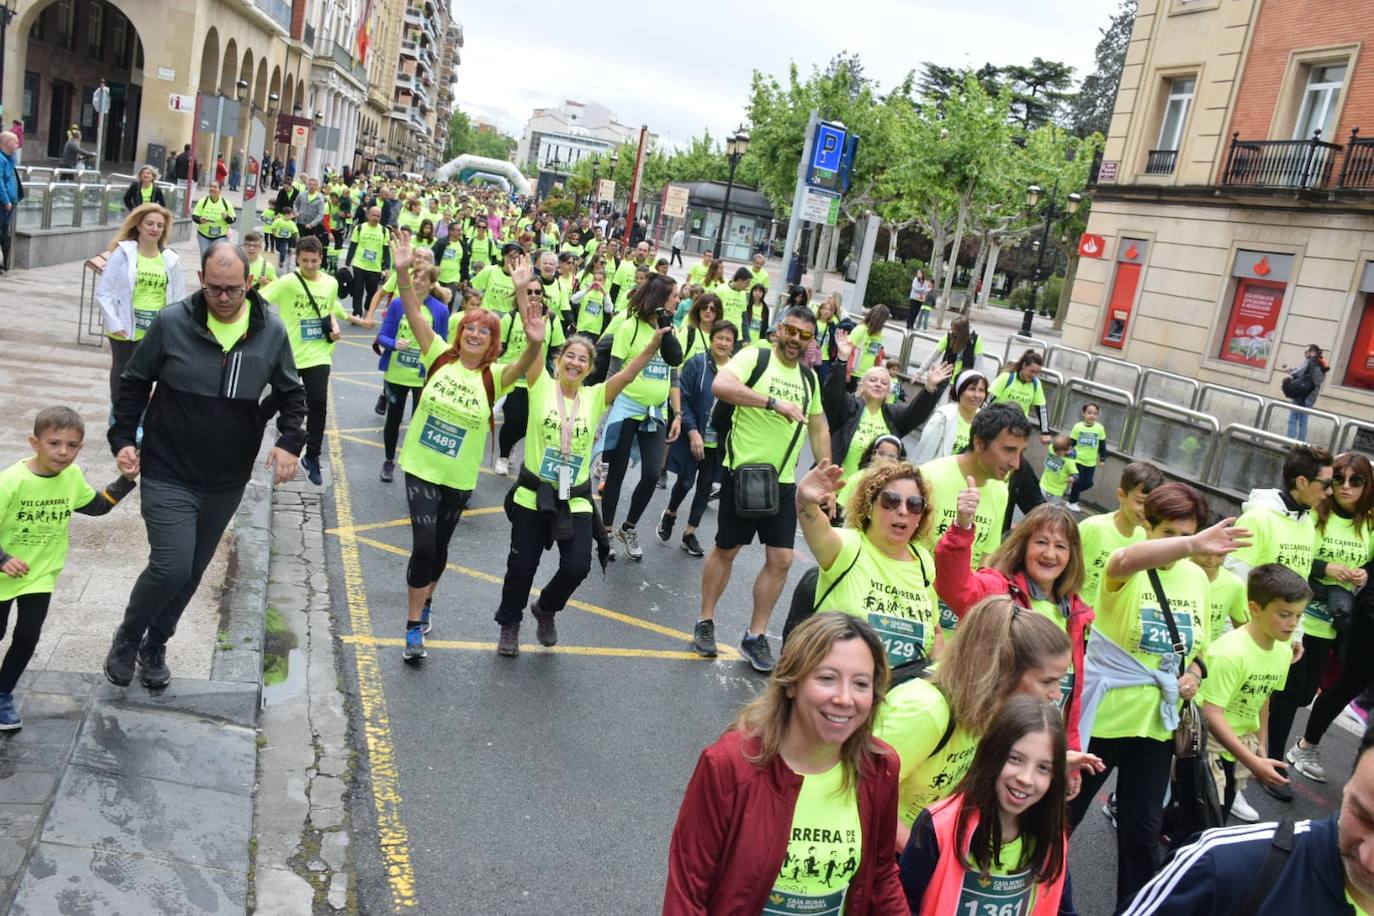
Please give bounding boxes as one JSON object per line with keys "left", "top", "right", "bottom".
{"left": 443, "top": 108, "right": 517, "bottom": 163}
{"left": 917, "top": 62, "right": 1003, "bottom": 111}
{"left": 1069, "top": 0, "right": 1137, "bottom": 138}
{"left": 1002, "top": 58, "right": 1077, "bottom": 131}
{"left": 443, "top": 110, "right": 471, "bottom": 162}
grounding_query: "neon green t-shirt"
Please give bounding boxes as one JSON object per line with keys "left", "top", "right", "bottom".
{"left": 951, "top": 414, "right": 972, "bottom": 456}
{"left": 497, "top": 311, "right": 565, "bottom": 391}
{"left": 933, "top": 336, "right": 985, "bottom": 377}
{"left": 1232, "top": 503, "right": 1317, "bottom": 585}
{"left": 260, "top": 272, "right": 345, "bottom": 370}
{"left": 0, "top": 460, "right": 97, "bottom": 600}
{"left": 247, "top": 257, "right": 277, "bottom": 289}
{"left": 436, "top": 242, "right": 463, "bottom": 285}
{"left": 1306, "top": 513, "right": 1374, "bottom": 639}
{"left": 842, "top": 406, "right": 891, "bottom": 477}
{"left": 1029, "top": 595, "right": 1075, "bottom": 710}
{"left": 750, "top": 266, "right": 770, "bottom": 289}
{"left": 472, "top": 265, "right": 516, "bottom": 314}
{"left": 1202, "top": 564, "right": 1250, "bottom": 644}
{"left": 873, "top": 678, "right": 980, "bottom": 828}
{"left": 720, "top": 347, "right": 821, "bottom": 485}
{"left": 1070, "top": 421, "right": 1105, "bottom": 468}
{"left": 815, "top": 530, "right": 938, "bottom": 668}
{"left": 989, "top": 372, "right": 1046, "bottom": 418}
{"left": 1041, "top": 453, "right": 1078, "bottom": 497}
{"left": 576, "top": 291, "right": 609, "bottom": 336}
{"left": 612, "top": 317, "right": 671, "bottom": 410}
{"left": 131, "top": 254, "right": 169, "bottom": 341}
{"left": 677, "top": 324, "right": 709, "bottom": 365}
{"left": 847, "top": 326, "right": 885, "bottom": 380}
{"left": 206, "top": 307, "right": 249, "bottom": 353}
{"left": 512, "top": 372, "right": 610, "bottom": 516}
{"left": 140, "top": 184, "right": 154, "bottom": 203}
{"left": 269, "top": 217, "right": 299, "bottom": 243}
{"left": 687, "top": 261, "right": 711, "bottom": 287}
{"left": 919, "top": 455, "right": 1008, "bottom": 570}
{"left": 193, "top": 195, "right": 234, "bottom": 240}
{"left": 714, "top": 283, "right": 748, "bottom": 328}
{"left": 768, "top": 761, "right": 860, "bottom": 915}
{"left": 398, "top": 339, "right": 511, "bottom": 491}
{"left": 1092, "top": 559, "right": 1210, "bottom": 742}
{"left": 1078, "top": 513, "right": 1145, "bottom": 609}
{"left": 384, "top": 303, "right": 436, "bottom": 388}
{"left": 350, "top": 223, "right": 390, "bottom": 274}
{"left": 1199, "top": 626, "right": 1290, "bottom": 760}
{"left": 466, "top": 234, "right": 499, "bottom": 276}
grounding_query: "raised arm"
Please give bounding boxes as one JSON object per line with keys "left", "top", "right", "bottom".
{"left": 796, "top": 461, "right": 846, "bottom": 569}
{"left": 1104, "top": 517, "right": 1251, "bottom": 592}
{"left": 390, "top": 235, "right": 437, "bottom": 357}
{"left": 893, "top": 361, "right": 953, "bottom": 437}
{"left": 500, "top": 257, "right": 544, "bottom": 390}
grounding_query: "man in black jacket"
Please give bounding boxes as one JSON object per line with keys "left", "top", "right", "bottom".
{"left": 104, "top": 241, "right": 306, "bottom": 689}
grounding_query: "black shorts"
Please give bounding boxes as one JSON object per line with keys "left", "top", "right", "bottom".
{"left": 715, "top": 468, "right": 798, "bottom": 550}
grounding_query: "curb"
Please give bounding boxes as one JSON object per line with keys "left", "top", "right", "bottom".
{"left": 211, "top": 454, "right": 276, "bottom": 706}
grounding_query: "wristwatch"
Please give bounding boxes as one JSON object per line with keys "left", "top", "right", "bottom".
{"left": 766, "top": 396, "right": 778, "bottom": 412}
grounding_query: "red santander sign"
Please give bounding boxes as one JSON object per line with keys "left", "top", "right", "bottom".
{"left": 1078, "top": 233, "right": 1106, "bottom": 258}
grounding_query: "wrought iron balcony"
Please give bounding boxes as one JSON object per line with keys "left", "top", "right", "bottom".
{"left": 1337, "top": 129, "right": 1374, "bottom": 190}
{"left": 1220, "top": 130, "right": 1340, "bottom": 190}
{"left": 1144, "top": 149, "right": 1177, "bottom": 175}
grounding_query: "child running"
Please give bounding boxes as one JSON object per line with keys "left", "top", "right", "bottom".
{"left": 0, "top": 408, "right": 137, "bottom": 728}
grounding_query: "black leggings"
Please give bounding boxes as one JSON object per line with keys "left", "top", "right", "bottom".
{"left": 109, "top": 338, "right": 139, "bottom": 406}
{"left": 668, "top": 445, "right": 720, "bottom": 529}
{"left": 600, "top": 415, "right": 668, "bottom": 529}
{"left": 497, "top": 387, "right": 530, "bottom": 459}
{"left": 383, "top": 382, "right": 421, "bottom": 460}
{"left": 1307, "top": 591, "right": 1374, "bottom": 746}
{"left": 404, "top": 473, "right": 471, "bottom": 588}
{"left": 1267, "top": 631, "right": 1336, "bottom": 759}
{"left": 495, "top": 504, "right": 593, "bottom": 624}
{"left": 352, "top": 268, "right": 381, "bottom": 316}
{"left": 0, "top": 594, "right": 51, "bottom": 694}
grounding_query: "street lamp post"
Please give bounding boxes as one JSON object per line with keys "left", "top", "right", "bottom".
{"left": 0, "top": 0, "right": 17, "bottom": 124}
{"left": 711, "top": 126, "right": 750, "bottom": 260}
{"left": 1019, "top": 183, "right": 1082, "bottom": 336}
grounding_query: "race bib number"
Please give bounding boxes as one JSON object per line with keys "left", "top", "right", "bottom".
{"left": 1058, "top": 670, "right": 1075, "bottom": 711}
{"left": 134, "top": 308, "right": 159, "bottom": 332}
{"left": 957, "top": 868, "right": 1034, "bottom": 916}
{"left": 276, "top": 229, "right": 292, "bottom": 239}
{"left": 442, "top": 247, "right": 458, "bottom": 261}
{"left": 419, "top": 415, "right": 465, "bottom": 458}
{"left": 703, "top": 427, "right": 719, "bottom": 446}
{"left": 206, "top": 224, "right": 223, "bottom": 238}
{"left": 362, "top": 248, "right": 378, "bottom": 263}
{"left": 1305, "top": 600, "right": 1332, "bottom": 624}
{"left": 939, "top": 599, "right": 960, "bottom": 632}
{"left": 1078, "top": 432, "right": 1099, "bottom": 448}
{"left": 300, "top": 318, "right": 324, "bottom": 341}
{"left": 538, "top": 448, "right": 584, "bottom": 485}
{"left": 395, "top": 347, "right": 420, "bottom": 368}
{"left": 643, "top": 356, "right": 670, "bottom": 381}
{"left": 868, "top": 614, "right": 924, "bottom": 666}
{"left": 1139, "top": 605, "right": 1193, "bottom": 657}
{"left": 763, "top": 888, "right": 846, "bottom": 915}
{"left": 1046, "top": 455, "right": 1065, "bottom": 473}
{"left": 585, "top": 300, "right": 602, "bottom": 317}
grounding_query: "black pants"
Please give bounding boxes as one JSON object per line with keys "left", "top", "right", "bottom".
{"left": 670, "top": 247, "right": 683, "bottom": 267}
{"left": 1004, "top": 457, "right": 1046, "bottom": 534}
{"left": 497, "top": 387, "right": 530, "bottom": 459}
{"left": 109, "top": 338, "right": 139, "bottom": 405}
{"left": 119, "top": 476, "right": 245, "bottom": 647}
{"left": 668, "top": 445, "right": 719, "bottom": 528}
{"left": 1069, "top": 734, "right": 1174, "bottom": 914}
{"left": 0, "top": 594, "right": 50, "bottom": 694}
{"left": 261, "top": 364, "right": 330, "bottom": 462}
{"left": 1307, "top": 593, "right": 1374, "bottom": 745}
{"left": 352, "top": 268, "right": 382, "bottom": 317}
{"left": 404, "top": 473, "right": 471, "bottom": 588}
{"left": 383, "top": 382, "right": 421, "bottom": 460}
{"left": 495, "top": 503, "right": 593, "bottom": 624}
{"left": 1219, "top": 757, "right": 1238, "bottom": 823}
{"left": 600, "top": 415, "right": 668, "bottom": 529}
{"left": 1267, "top": 632, "right": 1335, "bottom": 758}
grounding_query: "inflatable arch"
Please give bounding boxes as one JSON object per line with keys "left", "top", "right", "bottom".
{"left": 434, "top": 155, "right": 531, "bottom": 196}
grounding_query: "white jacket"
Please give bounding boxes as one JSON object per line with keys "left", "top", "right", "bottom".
{"left": 910, "top": 401, "right": 965, "bottom": 465}
{"left": 96, "top": 240, "right": 186, "bottom": 338}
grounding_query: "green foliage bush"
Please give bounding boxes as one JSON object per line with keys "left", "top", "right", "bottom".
{"left": 863, "top": 259, "right": 926, "bottom": 312}
{"left": 1006, "top": 275, "right": 1064, "bottom": 311}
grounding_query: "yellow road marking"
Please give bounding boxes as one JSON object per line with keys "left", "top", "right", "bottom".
{"left": 327, "top": 507, "right": 504, "bottom": 537}
{"left": 337, "top": 425, "right": 384, "bottom": 434}
{"left": 334, "top": 375, "right": 383, "bottom": 390}
{"left": 336, "top": 337, "right": 376, "bottom": 350}
{"left": 348, "top": 533, "right": 739, "bottom": 659}
{"left": 341, "top": 634, "right": 713, "bottom": 661}
{"left": 326, "top": 391, "right": 418, "bottom": 910}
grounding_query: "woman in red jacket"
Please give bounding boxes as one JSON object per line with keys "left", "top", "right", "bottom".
{"left": 664, "top": 612, "right": 909, "bottom": 915}
{"left": 935, "top": 495, "right": 1102, "bottom": 796}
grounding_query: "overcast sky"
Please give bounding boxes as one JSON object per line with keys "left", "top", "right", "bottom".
{"left": 449, "top": 0, "right": 1114, "bottom": 148}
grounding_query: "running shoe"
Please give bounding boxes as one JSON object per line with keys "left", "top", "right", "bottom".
{"left": 740, "top": 632, "right": 775, "bottom": 673}
{"left": 1287, "top": 741, "right": 1327, "bottom": 782}
{"left": 1067, "top": 502, "right": 1082, "bottom": 513}
{"left": 1342, "top": 700, "right": 1370, "bottom": 731}
{"left": 708, "top": 482, "right": 721, "bottom": 501}
{"left": 420, "top": 599, "right": 432, "bottom": 635}
{"left": 0, "top": 693, "right": 20, "bottom": 731}
{"left": 1229, "top": 789, "right": 1259, "bottom": 823}
{"left": 656, "top": 471, "right": 668, "bottom": 490}
{"left": 691, "top": 619, "right": 717, "bottom": 658}
{"left": 301, "top": 455, "right": 323, "bottom": 486}
{"left": 374, "top": 393, "right": 386, "bottom": 416}
{"left": 379, "top": 460, "right": 395, "bottom": 483}
{"left": 531, "top": 603, "right": 558, "bottom": 647}
{"left": 1102, "top": 793, "right": 1117, "bottom": 828}
{"left": 617, "top": 526, "right": 643, "bottom": 561}
{"left": 497, "top": 623, "right": 520, "bottom": 657}
{"left": 138, "top": 641, "right": 171, "bottom": 689}
{"left": 494, "top": 457, "right": 510, "bottom": 477}
{"left": 402, "top": 625, "right": 426, "bottom": 662}
{"left": 656, "top": 510, "right": 675, "bottom": 543}
{"left": 681, "top": 533, "right": 705, "bottom": 557}
{"left": 1262, "top": 781, "right": 1294, "bottom": 802}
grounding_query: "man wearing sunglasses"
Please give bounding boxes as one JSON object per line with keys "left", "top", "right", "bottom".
{"left": 1225, "top": 443, "right": 1334, "bottom": 803}
{"left": 694, "top": 306, "right": 830, "bottom": 673}
{"left": 105, "top": 240, "right": 306, "bottom": 689}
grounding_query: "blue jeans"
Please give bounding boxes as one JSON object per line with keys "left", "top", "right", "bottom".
{"left": 914, "top": 306, "right": 931, "bottom": 330}
{"left": 1287, "top": 406, "right": 1309, "bottom": 441}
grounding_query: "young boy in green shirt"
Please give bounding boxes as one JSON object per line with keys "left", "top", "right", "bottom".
{"left": 1067, "top": 402, "right": 1106, "bottom": 511}
{"left": 1040, "top": 434, "right": 1078, "bottom": 506}
{"left": 0, "top": 407, "right": 137, "bottom": 729}
{"left": 243, "top": 231, "right": 277, "bottom": 291}
{"left": 1200, "top": 563, "right": 1309, "bottom": 823}
{"left": 1076, "top": 461, "right": 1165, "bottom": 607}
{"left": 269, "top": 205, "right": 300, "bottom": 271}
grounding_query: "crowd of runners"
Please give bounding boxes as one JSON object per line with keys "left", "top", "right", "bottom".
{"left": 2, "top": 164, "right": 1372, "bottom": 915}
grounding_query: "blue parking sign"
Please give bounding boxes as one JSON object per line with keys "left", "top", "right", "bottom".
{"left": 812, "top": 122, "right": 846, "bottom": 173}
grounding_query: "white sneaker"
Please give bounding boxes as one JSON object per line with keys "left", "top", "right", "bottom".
{"left": 494, "top": 457, "right": 510, "bottom": 476}
{"left": 1287, "top": 741, "right": 1327, "bottom": 782}
{"left": 1067, "top": 502, "right": 1082, "bottom": 512}
{"left": 1229, "top": 788, "right": 1259, "bottom": 823}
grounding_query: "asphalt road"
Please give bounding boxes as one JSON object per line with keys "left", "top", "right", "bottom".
{"left": 318, "top": 326, "right": 1354, "bottom": 916}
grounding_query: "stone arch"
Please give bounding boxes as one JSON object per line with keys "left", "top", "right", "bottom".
{"left": 239, "top": 49, "right": 253, "bottom": 94}
{"left": 219, "top": 38, "right": 237, "bottom": 95}
{"left": 198, "top": 28, "right": 220, "bottom": 92}
{"left": 254, "top": 60, "right": 268, "bottom": 109}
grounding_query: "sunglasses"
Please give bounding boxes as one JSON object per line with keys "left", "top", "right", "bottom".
{"left": 779, "top": 325, "right": 815, "bottom": 342}
{"left": 1313, "top": 477, "right": 1334, "bottom": 490}
{"left": 877, "top": 491, "right": 925, "bottom": 514}
{"left": 526, "top": 288, "right": 544, "bottom": 297}
{"left": 1335, "top": 473, "right": 1367, "bottom": 487}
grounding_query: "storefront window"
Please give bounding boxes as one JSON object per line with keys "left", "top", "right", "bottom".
{"left": 1345, "top": 293, "right": 1374, "bottom": 390}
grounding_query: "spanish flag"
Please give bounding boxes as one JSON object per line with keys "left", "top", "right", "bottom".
{"left": 356, "top": 0, "right": 373, "bottom": 64}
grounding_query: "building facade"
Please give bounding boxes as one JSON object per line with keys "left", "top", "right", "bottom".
{"left": 1066, "top": 0, "right": 1374, "bottom": 422}
{"left": 516, "top": 101, "right": 648, "bottom": 171}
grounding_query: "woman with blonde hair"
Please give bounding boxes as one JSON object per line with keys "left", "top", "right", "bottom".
{"left": 96, "top": 202, "right": 186, "bottom": 402}
{"left": 122, "top": 165, "right": 166, "bottom": 212}
{"left": 665, "top": 612, "right": 908, "bottom": 914}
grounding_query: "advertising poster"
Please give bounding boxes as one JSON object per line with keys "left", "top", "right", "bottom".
{"left": 1219, "top": 278, "right": 1285, "bottom": 367}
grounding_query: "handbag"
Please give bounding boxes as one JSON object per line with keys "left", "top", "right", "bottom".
{"left": 732, "top": 463, "right": 780, "bottom": 518}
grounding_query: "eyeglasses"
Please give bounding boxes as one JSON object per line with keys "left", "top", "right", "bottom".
{"left": 779, "top": 325, "right": 815, "bottom": 342}
{"left": 464, "top": 325, "right": 493, "bottom": 337}
{"left": 526, "top": 288, "right": 544, "bottom": 297}
{"left": 205, "top": 285, "right": 247, "bottom": 300}
{"left": 1335, "top": 474, "right": 1367, "bottom": 487}
{"left": 877, "top": 491, "right": 926, "bottom": 514}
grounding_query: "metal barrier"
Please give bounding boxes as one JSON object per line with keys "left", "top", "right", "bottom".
{"left": 983, "top": 353, "right": 1004, "bottom": 379}
{"left": 1338, "top": 420, "right": 1374, "bottom": 456}
{"left": 1124, "top": 398, "right": 1220, "bottom": 480}
{"left": 1207, "top": 424, "right": 1299, "bottom": 499}
{"left": 48, "top": 183, "right": 79, "bottom": 229}
{"left": 1258, "top": 401, "right": 1342, "bottom": 453}
{"left": 1003, "top": 334, "right": 1049, "bottom": 364}
{"left": 897, "top": 331, "right": 944, "bottom": 376}
{"left": 1037, "top": 368, "right": 1066, "bottom": 431}
{"left": 1055, "top": 378, "right": 1135, "bottom": 450}
{"left": 79, "top": 255, "right": 107, "bottom": 348}
{"left": 1135, "top": 368, "right": 1201, "bottom": 412}
{"left": 1045, "top": 344, "right": 1092, "bottom": 381}
{"left": 1196, "top": 383, "right": 1264, "bottom": 429}
{"left": 15, "top": 184, "right": 46, "bottom": 231}
{"left": 1087, "top": 354, "right": 1142, "bottom": 394}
